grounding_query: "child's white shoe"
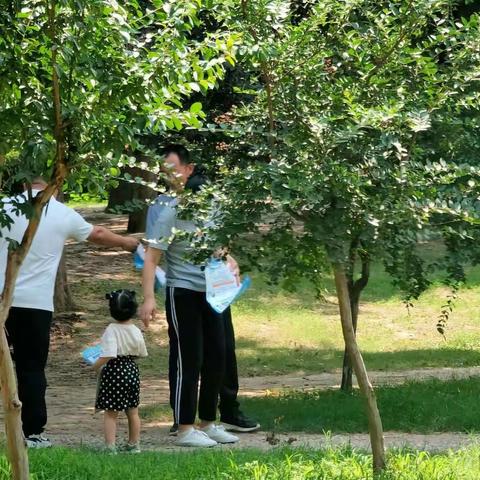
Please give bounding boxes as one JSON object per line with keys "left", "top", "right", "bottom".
{"left": 123, "top": 442, "right": 141, "bottom": 454}
{"left": 103, "top": 443, "right": 117, "bottom": 455}
{"left": 201, "top": 424, "right": 239, "bottom": 444}
{"left": 175, "top": 427, "right": 217, "bottom": 447}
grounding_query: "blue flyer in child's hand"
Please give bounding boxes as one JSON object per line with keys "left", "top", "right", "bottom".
{"left": 82, "top": 344, "right": 102, "bottom": 365}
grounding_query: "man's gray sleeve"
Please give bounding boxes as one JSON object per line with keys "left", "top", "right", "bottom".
{"left": 145, "top": 204, "right": 158, "bottom": 241}
{"left": 147, "top": 205, "right": 176, "bottom": 251}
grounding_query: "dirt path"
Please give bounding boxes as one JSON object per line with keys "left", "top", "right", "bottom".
{"left": 46, "top": 427, "right": 480, "bottom": 453}
{"left": 1, "top": 365, "right": 479, "bottom": 451}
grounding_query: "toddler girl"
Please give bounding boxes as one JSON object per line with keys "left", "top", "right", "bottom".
{"left": 93, "top": 289, "right": 148, "bottom": 453}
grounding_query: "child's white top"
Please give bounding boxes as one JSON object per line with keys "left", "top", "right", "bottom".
{"left": 99, "top": 323, "right": 148, "bottom": 358}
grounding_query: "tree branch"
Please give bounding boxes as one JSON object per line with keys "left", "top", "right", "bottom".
{"left": 241, "top": 0, "right": 275, "bottom": 147}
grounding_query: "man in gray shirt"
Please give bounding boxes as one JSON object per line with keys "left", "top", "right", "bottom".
{"left": 145, "top": 164, "right": 260, "bottom": 436}
{"left": 141, "top": 145, "right": 245, "bottom": 447}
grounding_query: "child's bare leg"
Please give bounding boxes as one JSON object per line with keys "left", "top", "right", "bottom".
{"left": 104, "top": 410, "right": 119, "bottom": 446}
{"left": 126, "top": 407, "right": 140, "bottom": 444}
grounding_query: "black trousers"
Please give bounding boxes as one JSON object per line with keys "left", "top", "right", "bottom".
{"left": 5, "top": 307, "right": 52, "bottom": 437}
{"left": 168, "top": 305, "right": 240, "bottom": 421}
{"left": 166, "top": 287, "right": 226, "bottom": 425}
{"left": 218, "top": 307, "right": 240, "bottom": 416}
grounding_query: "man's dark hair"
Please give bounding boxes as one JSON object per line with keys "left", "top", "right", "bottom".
{"left": 105, "top": 289, "right": 137, "bottom": 322}
{"left": 163, "top": 144, "right": 191, "bottom": 166}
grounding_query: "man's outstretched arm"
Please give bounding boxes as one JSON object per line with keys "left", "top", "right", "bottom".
{"left": 87, "top": 225, "right": 139, "bottom": 251}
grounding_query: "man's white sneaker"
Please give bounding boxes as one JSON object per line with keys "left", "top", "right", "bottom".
{"left": 26, "top": 434, "right": 52, "bottom": 449}
{"left": 201, "top": 424, "right": 239, "bottom": 444}
{"left": 176, "top": 428, "right": 218, "bottom": 447}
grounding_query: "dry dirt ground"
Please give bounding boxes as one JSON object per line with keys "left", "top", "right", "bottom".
{"left": 1, "top": 208, "right": 480, "bottom": 452}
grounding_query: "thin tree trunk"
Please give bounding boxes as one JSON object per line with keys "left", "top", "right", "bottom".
{"left": 54, "top": 254, "right": 75, "bottom": 312}
{"left": 340, "top": 295, "right": 360, "bottom": 392}
{"left": 341, "top": 250, "right": 370, "bottom": 393}
{"left": 0, "top": 2, "right": 68, "bottom": 477}
{"left": 0, "top": 329, "right": 28, "bottom": 478}
{"left": 333, "top": 265, "right": 386, "bottom": 474}
{"left": 0, "top": 193, "right": 57, "bottom": 480}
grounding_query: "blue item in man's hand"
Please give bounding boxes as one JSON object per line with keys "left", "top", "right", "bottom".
{"left": 133, "top": 245, "right": 166, "bottom": 291}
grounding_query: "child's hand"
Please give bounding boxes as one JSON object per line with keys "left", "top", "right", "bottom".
{"left": 93, "top": 357, "right": 111, "bottom": 371}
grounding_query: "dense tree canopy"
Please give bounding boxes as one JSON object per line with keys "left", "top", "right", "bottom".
{"left": 0, "top": 0, "right": 238, "bottom": 197}
{"left": 183, "top": 1, "right": 480, "bottom": 471}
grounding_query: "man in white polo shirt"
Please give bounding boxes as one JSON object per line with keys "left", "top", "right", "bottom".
{"left": 0, "top": 178, "right": 139, "bottom": 448}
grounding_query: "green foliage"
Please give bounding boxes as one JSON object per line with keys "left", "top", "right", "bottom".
{"left": 193, "top": 0, "right": 480, "bottom": 320}
{"left": 0, "top": 0, "right": 238, "bottom": 203}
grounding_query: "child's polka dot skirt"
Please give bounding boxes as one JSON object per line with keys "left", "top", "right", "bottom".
{"left": 95, "top": 356, "right": 140, "bottom": 411}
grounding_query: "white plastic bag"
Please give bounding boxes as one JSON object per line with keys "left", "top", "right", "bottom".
{"left": 205, "top": 259, "right": 251, "bottom": 313}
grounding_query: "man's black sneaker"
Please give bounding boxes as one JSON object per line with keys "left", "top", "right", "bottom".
{"left": 169, "top": 423, "right": 178, "bottom": 436}
{"left": 220, "top": 411, "right": 260, "bottom": 433}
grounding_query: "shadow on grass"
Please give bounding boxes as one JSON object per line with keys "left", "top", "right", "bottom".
{"left": 233, "top": 338, "right": 480, "bottom": 375}
{"left": 238, "top": 244, "right": 480, "bottom": 308}
{"left": 142, "top": 378, "right": 480, "bottom": 435}
{"left": 239, "top": 377, "right": 480, "bottom": 434}
{"left": 138, "top": 338, "right": 480, "bottom": 379}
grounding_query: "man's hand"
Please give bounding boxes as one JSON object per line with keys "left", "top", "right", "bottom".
{"left": 139, "top": 297, "right": 157, "bottom": 329}
{"left": 226, "top": 254, "right": 240, "bottom": 286}
{"left": 123, "top": 236, "right": 140, "bottom": 252}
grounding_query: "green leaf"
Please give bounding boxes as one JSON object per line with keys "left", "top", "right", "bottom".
{"left": 190, "top": 102, "right": 202, "bottom": 114}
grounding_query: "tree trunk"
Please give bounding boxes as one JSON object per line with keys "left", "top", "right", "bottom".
{"left": 127, "top": 206, "right": 149, "bottom": 233}
{"left": 340, "top": 294, "right": 360, "bottom": 392}
{"left": 106, "top": 164, "right": 157, "bottom": 234}
{"left": 53, "top": 192, "right": 75, "bottom": 313}
{"left": 333, "top": 265, "right": 386, "bottom": 474}
{"left": 54, "top": 254, "right": 75, "bottom": 312}
{"left": 0, "top": 4, "right": 69, "bottom": 476}
{"left": 341, "top": 248, "right": 370, "bottom": 393}
{"left": 0, "top": 329, "right": 28, "bottom": 479}
{"left": 106, "top": 166, "right": 134, "bottom": 212}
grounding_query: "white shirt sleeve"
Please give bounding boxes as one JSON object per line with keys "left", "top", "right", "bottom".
{"left": 99, "top": 325, "right": 118, "bottom": 358}
{"left": 66, "top": 208, "right": 94, "bottom": 242}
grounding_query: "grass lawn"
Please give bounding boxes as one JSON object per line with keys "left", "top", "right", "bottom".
{"left": 134, "top": 260, "right": 480, "bottom": 378}
{"left": 142, "top": 378, "right": 480, "bottom": 434}
{"left": 65, "top": 198, "right": 107, "bottom": 209}
{"left": 3, "top": 446, "right": 479, "bottom": 479}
